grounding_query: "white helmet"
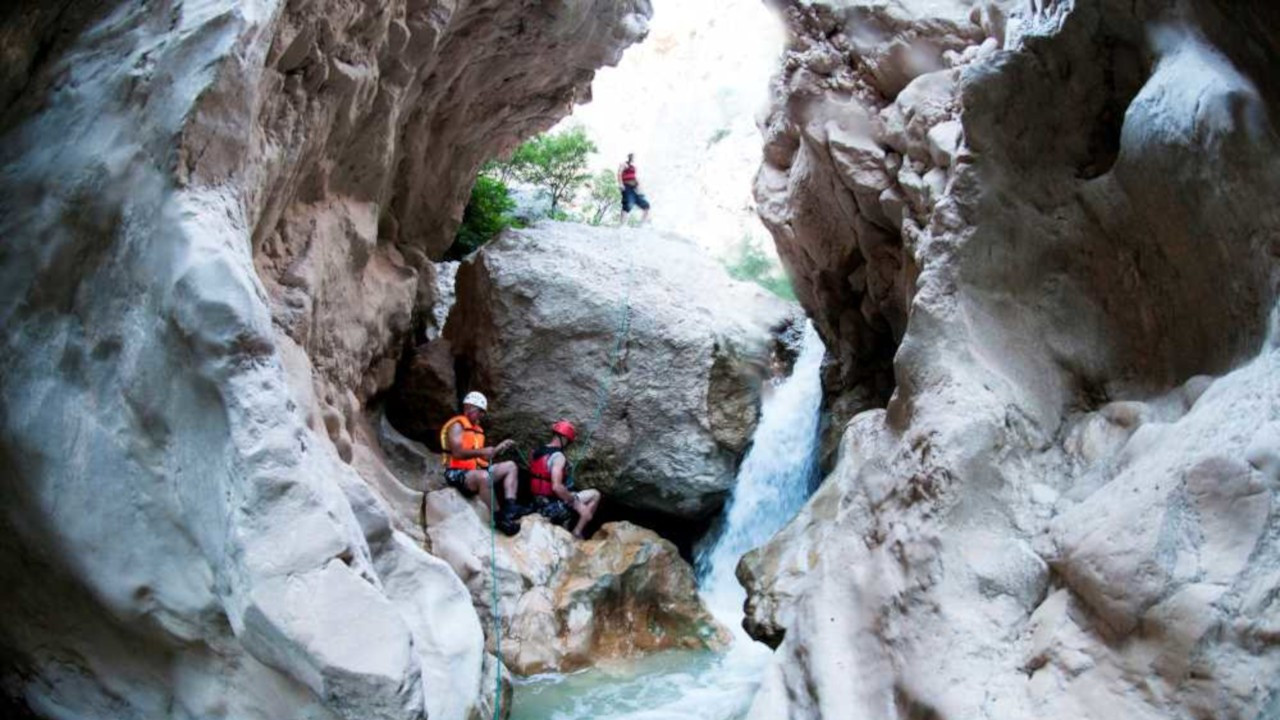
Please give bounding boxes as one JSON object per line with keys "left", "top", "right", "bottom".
{"left": 462, "top": 391, "right": 488, "bottom": 411}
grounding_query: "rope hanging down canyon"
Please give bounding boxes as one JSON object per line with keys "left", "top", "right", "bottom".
{"left": 571, "top": 242, "right": 637, "bottom": 465}
{"left": 482, "top": 241, "right": 635, "bottom": 718}
{"left": 487, "top": 467, "right": 502, "bottom": 720}
{"left": 416, "top": 240, "right": 638, "bottom": 719}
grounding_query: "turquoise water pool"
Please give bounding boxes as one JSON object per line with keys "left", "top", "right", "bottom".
{"left": 510, "top": 645, "right": 768, "bottom": 720}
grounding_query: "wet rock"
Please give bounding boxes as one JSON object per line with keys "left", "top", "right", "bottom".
{"left": 0, "top": 0, "right": 651, "bottom": 717}
{"left": 746, "top": 1, "right": 1280, "bottom": 719}
{"left": 422, "top": 489, "right": 730, "bottom": 675}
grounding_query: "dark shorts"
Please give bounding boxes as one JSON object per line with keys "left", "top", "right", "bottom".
{"left": 621, "top": 185, "right": 649, "bottom": 212}
{"left": 444, "top": 469, "right": 475, "bottom": 497}
{"left": 532, "top": 495, "right": 579, "bottom": 529}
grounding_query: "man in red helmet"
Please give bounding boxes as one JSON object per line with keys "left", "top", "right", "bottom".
{"left": 526, "top": 420, "right": 602, "bottom": 539}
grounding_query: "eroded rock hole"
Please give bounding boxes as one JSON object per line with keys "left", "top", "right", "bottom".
{"left": 1076, "top": 37, "right": 1146, "bottom": 179}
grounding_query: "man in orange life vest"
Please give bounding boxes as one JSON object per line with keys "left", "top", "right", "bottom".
{"left": 440, "top": 391, "right": 523, "bottom": 535}
{"left": 617, "top": 152, "right": 650, "bottom": 226}
{"left": 526, "top": 420, "right": 602, "bottom": 539}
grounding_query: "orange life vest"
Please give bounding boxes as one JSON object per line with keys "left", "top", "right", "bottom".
{"left": 440, "top": 415, "right": 488, "bottom": 470}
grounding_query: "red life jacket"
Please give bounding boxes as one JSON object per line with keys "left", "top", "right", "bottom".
{"left": 620, "top": 163, "right": 638, "bottom": 186}
{"left": 528, "top": 445, "right": 567, "bottom": 497}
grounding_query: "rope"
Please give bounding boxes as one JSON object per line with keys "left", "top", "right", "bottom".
{"left": 473, "top": 243, "right": 637, "bottom": 719}
{"left": 570, "top": 247, "right": 636, "bottom": 467}
{"left": 418, "top": 492, "right": 428, "bottom": 548}
{"left": 487, "top": 467, "right": 502, "bottom": 720}
{"left": 421, "top": 466, "right": 504, "bottom": 717}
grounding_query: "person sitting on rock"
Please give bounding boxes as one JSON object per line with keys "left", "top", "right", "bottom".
{"left": 526, "top": 420, "right": 602, "bottom": 539}
{"left": 440, "top": 391, "right": 523, "bottom": 535}
{"left": 617, "top": 152, "right": 651, "bottom": 226}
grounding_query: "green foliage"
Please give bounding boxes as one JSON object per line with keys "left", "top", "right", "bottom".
{"left": 724, "top": 236, "right": 797, "bottom": 301}
{"left": 499, "top": 126, "right": 598, "bottom": 212}
{"left": 480, "top": 158, "right": 515, "bottom": 185}
{"left": 706, "top": 127, "right": 730, "bottom": 148}
{"left": 447, "top": 174, "right": 515, "bottom": 260}
{"left": 584, "top": 169, "right": 621, "bottom": 225}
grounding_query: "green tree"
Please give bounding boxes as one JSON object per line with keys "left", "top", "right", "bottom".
{"left": 724, "top": 236, "right": 797, "bottom": 301}
{"left": 447, "top": 174, "right": 516, "bottom": 260}
{"left": 480, "top": 157, "right": 517, "bottom": 185}
{"left": 583, "top": 169, "right": 621, "bottom": 225}
{"left": 505, "top": 126, "right": 597, "bottom": 212}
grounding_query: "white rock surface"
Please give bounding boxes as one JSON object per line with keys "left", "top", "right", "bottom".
{"left": 444, "top": 222, "right": 796, "bottom": 519}
{"left": 423, "top": 490, "right": 730, "bottom": 676}
{"left": 0, "top": 1, "right": 650, "bottom": 717}
{"left": 746, "top": 1, "right": 1280, "bottom": 718}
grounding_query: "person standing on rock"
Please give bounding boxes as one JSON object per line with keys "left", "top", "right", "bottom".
{"left": 526, "top": 420, "right": 602, "bottom": 539}
{"left": 440, "top": 391, "right": 523, "bottom": 535}
{"left": 617, "top": 152, "right": 650, "bottom": 225}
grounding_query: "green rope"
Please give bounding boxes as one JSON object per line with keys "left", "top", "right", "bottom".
{"left": 512, "top": 446, "right": 531, "bottom": 468}
{"left": 480, "top": 248, "right": 635, "bottom": 719}
{"left": 487, "top": 467, "right": 502, "bottom": 720}
{"left": 570, "top": 248, "right": 636, "bottom": 467}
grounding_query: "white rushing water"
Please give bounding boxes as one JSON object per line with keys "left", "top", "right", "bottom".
{"left": 696, "top": 322, "right": 825, "bottom": 622}
{"left": 513, "top": 323, "right": 826, "bottom": 720}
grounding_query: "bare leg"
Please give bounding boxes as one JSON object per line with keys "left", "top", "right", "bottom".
{"left": 573, "top": 489, "right": 602, "bottom": 538}
{"left": 466, "top": 469, "right": 494, "bottom": 509}
{"left": 493, "top": 461, "right": 519, "bottom": 503}
{"left": 640, "top": 208, "right": 650, "bottom": 224}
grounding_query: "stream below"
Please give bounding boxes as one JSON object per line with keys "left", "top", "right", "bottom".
{"left": 511, "top": 323, "right": 826, "bottom": 720}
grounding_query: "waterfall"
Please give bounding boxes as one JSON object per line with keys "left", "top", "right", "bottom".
{"left": 697, "top": 321, "right": 825, "bottom": 625}
{"left": 511, "top": 323, "right": 827, "bottom": 720}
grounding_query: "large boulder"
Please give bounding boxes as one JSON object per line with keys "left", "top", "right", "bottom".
{"left": 422, "top": 489, "right": 730, "bottom": 675}
{"left": 0, "top": 1, "right": 651, "bottom": 718}
{"left": 745, "top": 1, "right": 1280, "bottom": 719}
{"left": 444, "top": 222, "right": 796, "bottom": 519}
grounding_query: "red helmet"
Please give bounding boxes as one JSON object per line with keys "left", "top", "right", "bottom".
{"left": 551, "top": 420, "right": 577, "bottom": 443}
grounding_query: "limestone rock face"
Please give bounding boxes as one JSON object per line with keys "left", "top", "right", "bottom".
{"left": 748, "top": 1, "right": 1280, "bottom": 719}
{"left": 444, "top": 222, "right": 796, "bottom": 519}
{"left": 0, "top": 1, "right": 650, "bottom": 718}
{"left": 423, "top": 489, "right": 730, "bottom": 676}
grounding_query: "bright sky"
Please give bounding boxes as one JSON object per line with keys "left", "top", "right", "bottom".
{"left": 555, "top": 0, "right": 786, "bottom": 257}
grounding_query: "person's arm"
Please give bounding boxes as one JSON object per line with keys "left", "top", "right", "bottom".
{"left": 617, "top": 164, "right": 625, "bottom": 187}
{"left": 549, "top": 454, "right": 580, "bottom": 507}
{"left": 447, "top": 424, "right": 512, "bottom": 460}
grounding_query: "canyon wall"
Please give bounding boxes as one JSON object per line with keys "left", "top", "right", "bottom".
{"left": 0, "top": 1, "right": 649, "bottom": 718}
{"left": 750, "top": 0, "right": 1280, "bottom": 718}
